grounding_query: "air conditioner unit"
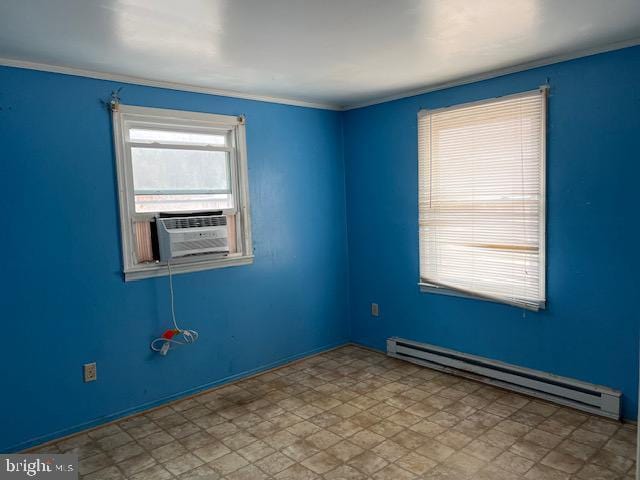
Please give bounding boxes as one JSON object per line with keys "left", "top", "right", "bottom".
{"left": 156, "top": 215, "right": 229, "bottom": 262}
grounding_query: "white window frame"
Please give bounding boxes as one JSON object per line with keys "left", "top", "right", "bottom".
{"left": 417, "top": 88, "right": 547, "bottom": 310}
{"left": 112, "top": 104, "right": 253, "bottom": 281}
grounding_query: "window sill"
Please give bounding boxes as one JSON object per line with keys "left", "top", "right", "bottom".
{"left": 418, "top": 282, "right": 544, "bottom": 311}
{"left": 124, "top": 255, "right": 254, "bottom": 281}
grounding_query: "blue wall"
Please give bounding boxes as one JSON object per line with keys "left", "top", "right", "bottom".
{"left": 343, "top": 46, "right": 640, "bottom": 419}
{"left": 0, "top": 67, "right": 350, "bottom": 451}
{"left": 2, "top": 45, "right": 639, "bottom": 452}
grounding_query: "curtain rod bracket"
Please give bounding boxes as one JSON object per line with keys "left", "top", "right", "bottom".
{"left": 109, "top": 87, "right": 123, "bottom": 112}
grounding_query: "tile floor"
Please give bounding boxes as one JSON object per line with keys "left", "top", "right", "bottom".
{"left": 31, "top": 345, "right": 637, "bottom": 479}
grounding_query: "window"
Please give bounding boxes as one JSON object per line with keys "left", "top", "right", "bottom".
{"left": 112, "top": 105, "right": 252, "bottom": 280}
{"left": 418, "top": 88, "right": 546, "bottom": 310}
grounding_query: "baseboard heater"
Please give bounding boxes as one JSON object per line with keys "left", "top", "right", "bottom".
{"left": 387, "top": 337, "right": 621, "bottom": 420}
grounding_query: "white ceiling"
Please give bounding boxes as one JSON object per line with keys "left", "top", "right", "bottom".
{"left": 1, "top": 0, "right": 639, "bottom": 109}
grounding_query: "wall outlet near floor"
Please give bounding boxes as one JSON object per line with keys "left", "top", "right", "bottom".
{"left": 83, "top": 362, "right": 97, "bottom": 382}
{"left": 371, "top": 303, "right": 379, "bottom": 316}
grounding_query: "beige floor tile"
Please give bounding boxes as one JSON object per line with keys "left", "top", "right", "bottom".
{"left": 442, "top": 451, "right": 486, "bottom": 476}
{"left": 521, "top": 401, "right": 558, "bottom": 418}
{"left": 127, "top": 422, "right": 163, "bottom": 440}
{"left": 555, "top": 438, "right": 596, "bottom": 461}
{"left": 603, "top": 437, "right": 636, "bottom": 459}
{"left": 206, "top": 422, "right": 238, "bottom": 440}
{"left": 396, "top": 451, "right": 437, "bottom": 475}
{"left": 281, "top": 439, "right": 320, "bottom": 462}
{"left": 474, "top": 464, "right": 523, "bottom": 480}
{"left": 463, "top": 439, "right": 505, "bottom": 461}
{"left": 181, "top": 431, "right": 216, "bottom": 451}
{"left": 391, "top": 429, "right": 428, "bottom": 449}
{"left": 349, "top": 429, "right": 385, "bottom": 449}
{"left": 524, "top": 463, "right": 570, "bottom": 480}
{"left": 163, "top": 452, "right": 203, "bottom": 476}
{"left": 371, "top": 463, "right": 417, "bottom": 479}
{"left": 511, "top": 411, "right": 546, "bottom": 428}
{"left": 480, "top": 428, "right": 519, "bottom": 449}
{"left": 347, "top": 451, "right": 389, "bottom": 475}
{"left": 264, "top": 429, "right": 299, "bottom": 449}
{"left": 193, "top": 441, "right": 231, "bottom": 463}
{"left": 575, "top": 463, "right": 619, "bottom": 480}
{"left": 538, "top": 418, "right": 576, "bottom": 437}
{"left": 523, "top": 429, "right": 563, "bottom": 448}
{"left": 325, "top": 440, "right": 364, "bottom": 462}
{"left": 414, "top": 438, "right": 456, "bottom": 462}
{"left": 590, "top": 448, "right": 635, "bottom": 473}
{"left": 254, "top": 451, "right": 295, "bottom": 475}
{"left": 371, "top": 439, "right": 408, "bottom": 462}
{"left": 107, "top": 441, "right": 145, "bottom": 463}
{"left": 430, "top": 411, "right": 461, "bottom": 428}
{"left": 220, "top": 431, "right": 257, "bottom": 450}
{"left": 452, "top": 418, "right": 490, "bottom": 438}
{"left": 369, "top": 419, "right": 404, "bottom": 438}
{"left": 509, "top": 440, "right": 550, "bottom": 462}
{"left": 328, "top": 419, "right": 362, "bottom": 438}
{"left": 368, "top": 403, "right": 400, "bottom": 418}
{"left": 236, "top": 439, "right": 274, "bottom": 462}
{"left": 167, "top": 422, "right": 201, "bottom": 440}
{"left": 467, "top": 410, "right": 503, "bottom": 428}
{"left": 551, "top": 409, "right": 588, "bottom": 427}
{"left": 323, "top": 464, "right": 367, "bottom": 479}
{"left": 177, "top": 464, "right": 219, "bottom": 479}
{"left": 82, "top": 465, "right": 125, "bottom": 480}
{"left": 150, "top": 440, "right": 187, "bottom": 463}
{"left": 540, "top": 451, "right": 583, "bottom": 474}
{"left": 435, "top": 429, "right": 473, "bottom": 449}
{"left": 306, "top": 429, "right": 342, "bottom": 450}
{"left": 287, "top": 420, "right": 322, "bottom": 437}
{"left": 117, "top": 453, "right": 156, "bottom": 477}
{"left": 129, "top": 463, "right": 173, "bottom": 480}
{"left": 79, "top": 453, "right": 114, "bottom": 475}
{"left": 136, "top": 430, "right": 174, "bottom": 450}
{"left": 208, "top": 452, "right": 248, "bottom": 475}
{"left": 301, "top": 451, "right": 342, "bottom": 474}
{"left": 273, "top": 463, "right": 318, "bottom": 479}
{"left": 95, "top": 431, "right": 134, "bottom": 451}
{"left": 226, "top": 464, "right": 269, "bottom": 480}
{"left": 493, "top": 450, "right": 535, "bottom": 475}
{"left": 22, "top": 346, "right": 635, "bottom": 480}
{"left": 485, "top": 401, "right": 521, "bottom": 418}
{"left": 495, "top": 419, "right": 533, "bottom": 437}
{"left": 613, "top": 425, "right": 636, "bottom": 444}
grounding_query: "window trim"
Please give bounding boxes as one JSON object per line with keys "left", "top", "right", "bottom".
{"left": 112, "top": 104, "right": 253, "bottom": 281}
{"left": 417, "top": 87, "right": 547, "bottom": 311}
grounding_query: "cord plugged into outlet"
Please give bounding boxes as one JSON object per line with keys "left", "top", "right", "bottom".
{"left": 151, "top": 261, "right": 199, "bottom": 356}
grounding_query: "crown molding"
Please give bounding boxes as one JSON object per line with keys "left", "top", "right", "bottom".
{"left": 2, "top": 37, "right": 639, "bottom": 112}
{"left": 0, "top": 57, "right": 342, "bottom": 111}
{"left": 342, "top": 37, "right": 640, "bottom": 110}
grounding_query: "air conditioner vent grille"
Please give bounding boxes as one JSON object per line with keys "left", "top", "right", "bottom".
{"left": 173, "top": 238, "right": 228, "bottom": 251}
{"left": 161, "top": 216, "right": 227, "bottom": 230}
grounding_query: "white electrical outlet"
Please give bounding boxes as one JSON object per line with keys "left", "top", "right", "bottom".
{"left": 371, "top": 303, "right": 379, "bottom": 316}
{"left": 83, "top": 362, "right": 97, "bottom": 382}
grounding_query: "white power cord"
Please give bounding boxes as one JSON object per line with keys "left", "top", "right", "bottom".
{"left": 150, "top": 261, "right": 199, "bottom": 355}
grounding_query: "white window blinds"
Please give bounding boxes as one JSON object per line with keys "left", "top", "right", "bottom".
{"left": 418, "top": 88, "right": 546, "bottom": 310}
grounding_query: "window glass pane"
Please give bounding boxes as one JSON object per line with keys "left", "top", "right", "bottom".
{"left": 131, "top": 148, "right": 229, "bottom": 194}
{"left": 129, "top": 129, "right": 226, "bottom": 145}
